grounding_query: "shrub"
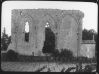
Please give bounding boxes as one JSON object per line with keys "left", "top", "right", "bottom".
{"left": 58, "top": 49, "right": 74, "bottom": 62}
{"left": 6, "top": 50, "right": 18, "bottom": 61}
{"left": 51, "top": 49, "right": 59, "bottom": 57}
{"left": 50, "top": 48, "right": 75, "bottom": 62}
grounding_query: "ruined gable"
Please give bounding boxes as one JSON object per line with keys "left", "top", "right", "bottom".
{"left": 8, "top": 9, "right": 84, "bottom": 56}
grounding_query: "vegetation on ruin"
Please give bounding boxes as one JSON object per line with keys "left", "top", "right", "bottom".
{"left": 1, "top": 28, "right": 97, "bottom": 63}
{"left": 82, "top": 29, "right": 97, "bottom": 42}
{"left": 1, "top": 48, "right": 96, "bottom": 63}
{"left": 42, "top": 27, "right": 55, "bottom": 54}
{"left": 1, "top": 27, "right": 11, "bottom": 51}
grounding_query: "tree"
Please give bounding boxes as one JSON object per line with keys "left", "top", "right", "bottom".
{"left": 82, "top": 29, "right": 92, "bottom": 40}
{"left": 89, "top": 29, "right": 97, "bottom": 42}
{"left": 82, "top": 29, "right": 97, "bottom": 42}
{"left": 1, "top": 27, "right": 11, "bottom": 51}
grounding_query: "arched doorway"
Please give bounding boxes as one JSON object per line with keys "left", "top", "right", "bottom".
{"left": 42, "top": 23, "right": 55, "bottom": 54}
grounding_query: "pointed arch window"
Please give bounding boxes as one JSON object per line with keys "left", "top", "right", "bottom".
{"left": 43, "top": 21, "right": 56, "bottom": 53}
{"left": 25, "top": 22, "right": 29, "bottom": 42}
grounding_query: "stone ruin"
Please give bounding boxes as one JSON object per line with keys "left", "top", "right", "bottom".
{"left": 7, "top": 9, "right": 84, "bottom": 57}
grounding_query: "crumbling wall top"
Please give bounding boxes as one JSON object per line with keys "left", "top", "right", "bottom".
{"left": 12, "top": 9, "right": 84, "bottom": 19}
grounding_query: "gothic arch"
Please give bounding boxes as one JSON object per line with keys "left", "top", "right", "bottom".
{"left": 20, "top": 15, "right": 35, "bottom": 43}
{"left": 35, "top": 14, "right": 56, "bottom": 53}
{"left": 58, "top": 15, "right": 78, "bottom": 56}
{"left": 41, "top": 14, "right": 56, "bottom": 34}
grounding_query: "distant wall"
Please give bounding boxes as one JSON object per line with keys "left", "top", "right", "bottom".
{"left": 80, "top": 40, "right": 96, "bottom": 58}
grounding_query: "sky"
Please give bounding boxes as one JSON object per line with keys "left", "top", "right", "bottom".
{"left": 1, "top": 1, "right": 98, "bottom": 36}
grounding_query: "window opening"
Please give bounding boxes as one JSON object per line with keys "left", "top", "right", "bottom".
{"left": 42, "top": 22, "right": 55, "bottom": 53}
{"left": 25, "top": 22, "right": 29, "bottom": 42}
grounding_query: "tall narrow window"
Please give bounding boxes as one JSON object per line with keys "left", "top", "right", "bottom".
{"left": 25, "top": 22, "right": 29, "bottom": 42}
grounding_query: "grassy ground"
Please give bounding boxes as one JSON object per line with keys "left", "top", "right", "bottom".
{"left": 1, "top": 50, "right": 96, "bottom": 72}
{"left": 1, "top": 62, "right": 96, "bottom": 72}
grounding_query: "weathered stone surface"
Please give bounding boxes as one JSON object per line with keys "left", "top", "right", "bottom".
{"left": 7, "top": 9, "right": 84, "bottom": 56}
{"left": 80, "top": 43, "right": 95, "bottom": 58}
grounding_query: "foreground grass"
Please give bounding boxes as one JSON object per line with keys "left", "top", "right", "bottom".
{"left": 1, "top": 62, "right": 96, "bottom": 72}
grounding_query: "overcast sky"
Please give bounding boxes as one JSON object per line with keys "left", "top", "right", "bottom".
{"left": 1, "top": 1, "right": 98, "bottom": 36}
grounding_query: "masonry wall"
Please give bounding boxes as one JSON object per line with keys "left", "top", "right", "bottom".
{"left": 7, "top": 9, "right": 84, "bottom": 56}
{"left": 80, "top": 40, "right": 96, "bottom": 58}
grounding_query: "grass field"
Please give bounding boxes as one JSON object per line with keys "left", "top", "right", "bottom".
{"left": 1, "top": 62, "right": 96, "bottom": 72}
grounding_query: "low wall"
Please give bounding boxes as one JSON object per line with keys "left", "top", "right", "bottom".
{"left": 80, "top": 43, "right": 95, "bottom": 58}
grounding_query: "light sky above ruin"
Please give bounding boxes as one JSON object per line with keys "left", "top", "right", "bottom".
{"left": 1, "top": 1, "right": 98, "bottom": 36}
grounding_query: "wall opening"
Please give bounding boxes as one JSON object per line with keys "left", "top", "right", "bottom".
{"left": 42, "top": 22, "right": 55, "bottom": 54}
{"left": 25, "top": 22, "right": 29, "bottom": 42}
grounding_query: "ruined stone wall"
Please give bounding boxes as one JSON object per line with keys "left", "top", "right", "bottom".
{"left": 80, "top": 44, "right": 95, "bottom": 58}
{"left": 57, "top": 11, "right": 84, "bottom": 56}
{"left": 8, "top": 9, "right": 84, "bottom": 56}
